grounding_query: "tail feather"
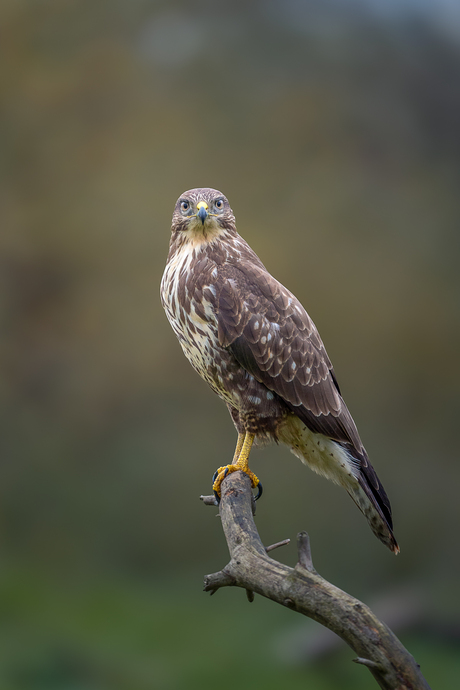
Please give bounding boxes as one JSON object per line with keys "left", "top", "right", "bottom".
{"left": 279, "top": 416, "right": 399, "bottom": 553}
{"left": 345, "top": 444, "right": 399, "bottom": 554}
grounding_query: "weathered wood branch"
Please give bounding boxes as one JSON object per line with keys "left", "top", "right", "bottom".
{"left": 201, "top": 471, "right": 431, "bottom": 690}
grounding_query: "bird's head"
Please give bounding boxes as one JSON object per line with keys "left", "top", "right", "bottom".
{"left": 171, "top": 188, "right": 236, "bottom": 245}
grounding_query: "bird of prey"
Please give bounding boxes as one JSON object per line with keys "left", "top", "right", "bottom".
{"left": 161, "top": 187, "right": 399, "bottom": 553}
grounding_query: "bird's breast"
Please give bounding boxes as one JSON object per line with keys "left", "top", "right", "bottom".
{"left": 161, "top": 243, "right": 286, "bottom": 426}
{"left": 161, "top": 246, "right": 237, "bottom": 404}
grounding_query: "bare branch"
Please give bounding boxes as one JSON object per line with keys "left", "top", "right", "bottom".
{"left": 202, "top": 470, "right": 431, "bottom": 690}
{"left": 296, "top": 530, "right": 315, "bottom": 572}
{"left": 200, "top": 494, "right": 218, "bottom": 506}
{"left": 265, "top": 538, "right": 290, "bottom": 553}
{"left": 246, "top": 589, "right": 255, "bottom": 603}
{"left": 354, "top": 657, "right": 385, "bottom": 670}
{"left": 203, "top": 568, "right": 235, "bottom": 594}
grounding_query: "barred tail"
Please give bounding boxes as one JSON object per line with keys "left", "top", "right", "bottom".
{"left": 280, "top": 416, "right": 399, "bottom": 553}
{"left": 344, "top": 444, "right": 400, "bottom": 554}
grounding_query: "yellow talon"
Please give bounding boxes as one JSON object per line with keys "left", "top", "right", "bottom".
{"left": 212, "top": 431, "right": 259, "bottom": 497}
{"left": 212, "top": 464, "right": 260, "bottom": 494}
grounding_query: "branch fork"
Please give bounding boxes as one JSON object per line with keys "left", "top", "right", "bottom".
{"left": 201, "top": 470, "right": 431, "bottom": 690}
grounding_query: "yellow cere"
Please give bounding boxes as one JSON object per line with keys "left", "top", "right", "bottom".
{"left": 196, "top": 201, "right": 208, "bottom": 210}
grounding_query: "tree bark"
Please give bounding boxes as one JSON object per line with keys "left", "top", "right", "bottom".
{"left": 201, "top": 471, "right": 431, "bottom": 690}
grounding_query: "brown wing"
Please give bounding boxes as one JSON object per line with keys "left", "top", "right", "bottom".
{"left": 217, "top": 261, "right": 363, "bottom": 451}
{"left": 216, "top": 260, "right": 395, "bottom": 533}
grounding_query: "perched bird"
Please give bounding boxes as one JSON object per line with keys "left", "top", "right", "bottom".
{"left": 161, "top": 188, "right": 399, "bottom": 553}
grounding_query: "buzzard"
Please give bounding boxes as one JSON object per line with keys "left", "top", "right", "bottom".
{"left": 161, "top": 188, "right": 399, "bottom": 553}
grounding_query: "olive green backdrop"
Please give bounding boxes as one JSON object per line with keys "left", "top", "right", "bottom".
{"left": 1, "top": 1, "right": 459, "bottom": 688}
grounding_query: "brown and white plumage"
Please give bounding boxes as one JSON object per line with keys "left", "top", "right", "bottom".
{"left": 161, "top": 187, "right": 399, "bottom": 553}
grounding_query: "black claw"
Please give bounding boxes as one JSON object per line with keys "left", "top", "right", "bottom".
{"left": 212, "top": 469, "right": 221, "bottom": 504}
{"left": 223, "top": 467, "right": 229, "bottom": 478}
{"left": 254, "top": 481, "right": 263, "bottom": 501}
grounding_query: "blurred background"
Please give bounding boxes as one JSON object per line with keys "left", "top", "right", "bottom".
{"left": 1, "top": 1, "right": 460, "bottom": 688}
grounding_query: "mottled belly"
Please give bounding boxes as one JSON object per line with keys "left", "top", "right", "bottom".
{"left": 184, "top": 333, "right": 288, "bottom": 439}
{"left": 162, "top": 283, "right": 286, "bottom": 437}
{"left": 179, "top": 324, "right": 247, "bottom": 407}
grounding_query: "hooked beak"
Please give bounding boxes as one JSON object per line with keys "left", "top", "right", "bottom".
{"left": 196, "top": 201, "right": 208, "bottom": 225}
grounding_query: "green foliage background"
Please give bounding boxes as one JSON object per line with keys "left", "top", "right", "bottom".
{"left": 1, "top": 1, "right": 459, "bottom": 687}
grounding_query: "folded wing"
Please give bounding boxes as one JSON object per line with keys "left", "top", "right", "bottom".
{"left": 216, "top": 261, "right": 395, "bottom": 537}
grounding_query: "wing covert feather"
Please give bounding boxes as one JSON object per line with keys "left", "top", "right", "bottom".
{"left": 216, "top": 264, "right": 363, "bottom": 450}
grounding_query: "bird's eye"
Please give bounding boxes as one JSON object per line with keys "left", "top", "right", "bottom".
{"left": 180, "top": 200, "right": 190, "bottom": 213}
{"left": 214, "top": 199, "right": 224, "bottom": 210}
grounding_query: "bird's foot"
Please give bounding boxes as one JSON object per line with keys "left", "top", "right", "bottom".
{"left": 212, "top": 464, "right": 263, "bottom": 503}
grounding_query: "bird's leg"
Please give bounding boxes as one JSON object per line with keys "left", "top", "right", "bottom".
{"left": 234, "top": 432, "right": 255, "bottom": 473}
{"left": 212, "top": 432, "right": 262, "bottom": 501}
{"left": 231, "top": 432, "right": 245, "bottom": 464}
